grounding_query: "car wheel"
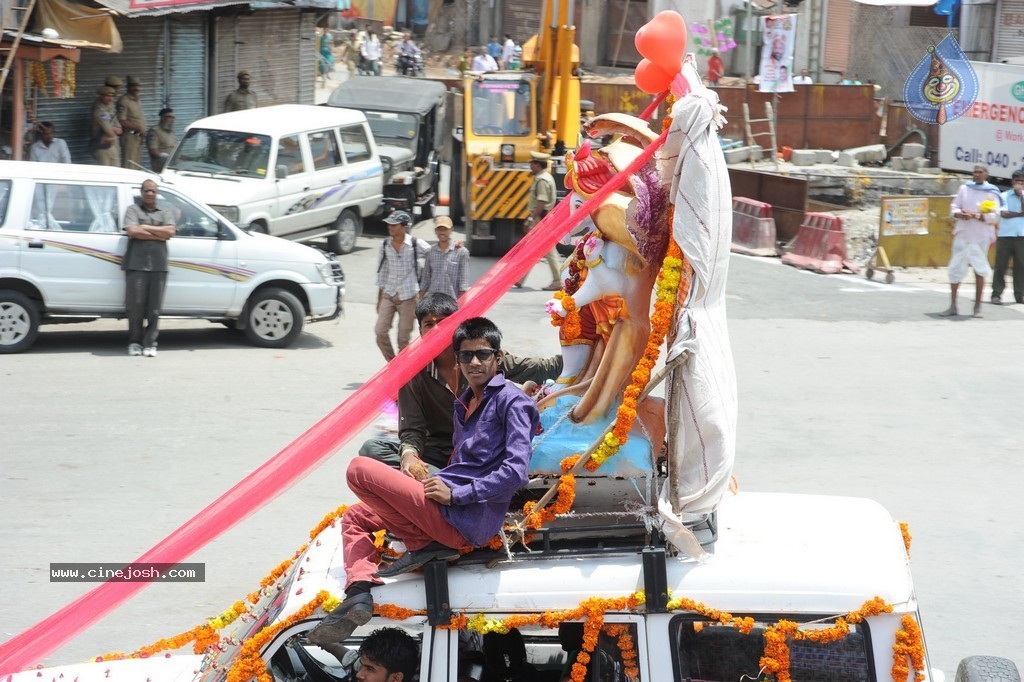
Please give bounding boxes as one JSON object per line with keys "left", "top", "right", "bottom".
{"left": 249, "top": 220, "right": 269, "bottom": 234}
{"left": 0, "top": 290, "right": 40, "bottom": 354}
{"left": 955, "top": 657, "right": 1021, "bottom": 682}
{"left": 328, "top": 209, "right": 361, "bottom": 255}
{"left": 243, "top": 288, "right": 305, "bottom": 348}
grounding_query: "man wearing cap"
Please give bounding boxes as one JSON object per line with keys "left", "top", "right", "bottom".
{"left": 224, "top": 70, "right": 258, "bottom": 112}
{"left": 419, "top": 216, "right": 469, "bottom": 300}
{"left": 375, "top": 210, "right": 431, "bottom": 361}
{"left": 146, "top": 108, "right": 177, "bottom": 173}
{"left": 516, "top": 151, "right": 562, "bottom": 291}
{"left": 118, "top": 76, "right": 146, "bottom": 169}
{"left": 90, "top": 86, "right": 122, "bottom": 167}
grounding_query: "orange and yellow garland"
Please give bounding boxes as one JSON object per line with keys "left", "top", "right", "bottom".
{"left": 892, "top": 614, "right": 927, "bottom": 682}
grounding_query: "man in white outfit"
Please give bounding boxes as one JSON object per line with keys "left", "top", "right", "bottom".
{"left": 941, "top": 164, "right": 1003, "bottom": 318}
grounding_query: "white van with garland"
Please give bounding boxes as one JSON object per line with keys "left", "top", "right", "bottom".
{"left": 5, "top": 491, "right": 1020, "bottom": 682}
{"left": 0, "top": 162, "right": 343, "bottom": 353}
{"left": 160, "top": 104, "right": 384, "bottom": 255}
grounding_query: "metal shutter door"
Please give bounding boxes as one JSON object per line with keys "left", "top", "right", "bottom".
{"left": 823, "top": 0, "right": 852, "bottom": 72}
{"left": 213, "top": 10, "right": 315, "bottom": 110}
{"left": 168, "top": 15, "right": 208, "bottom": 141}
{"left": 995, "top": 0, "right": 1024, "bottom": 62}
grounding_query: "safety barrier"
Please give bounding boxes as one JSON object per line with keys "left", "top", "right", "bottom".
{"left": 731, "top": 197, "right": 778, "bottom": 257}
{"left": 780, "top": 212, "right": 860, "bottom": 275}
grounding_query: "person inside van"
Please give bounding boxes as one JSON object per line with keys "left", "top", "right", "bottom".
{"left": 277, "top": 136, "right": 305, "bottom": 175}
{"left": 354, "top": 627, "right": 419, "bottom": 682}
{"left": 307, "top": 317, "right": 539, "bottom": 651}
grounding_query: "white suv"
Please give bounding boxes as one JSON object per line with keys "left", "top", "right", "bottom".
{"left": 6, "top": 491, "right": 1019, "bottom": 682}
{"left": 0, "top": 162, "right": 344, "bottom": 353}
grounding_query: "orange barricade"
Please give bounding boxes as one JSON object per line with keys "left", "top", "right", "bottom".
{"left": 731, "top": 197, "right": 778, "bottom": 257}
{"left": 780, "top": 212, "right": 861, "bottom": 275}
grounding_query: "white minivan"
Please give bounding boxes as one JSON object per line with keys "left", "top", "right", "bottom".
{"left": 0, "top": 162, "right": 344, "bottom": 353}
{"left": 160, "top": 104, "right": 384, "bottom": 255}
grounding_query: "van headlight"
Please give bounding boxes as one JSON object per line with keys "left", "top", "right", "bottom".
{"left": 210, "top": 205, "right": 239, "bottom": 222}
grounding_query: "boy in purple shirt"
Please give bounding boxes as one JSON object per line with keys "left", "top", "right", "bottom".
{"left": 307, "top": 317, "right": 539, "bottom": 651}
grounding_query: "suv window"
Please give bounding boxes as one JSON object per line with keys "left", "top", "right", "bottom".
{"left": 339, "top": 124, "right": 371, "bottom": 164}
{"left": 146, "top": 189, "right": 223, "bottom": 239}
{"left": 277, "top": 135, "right": 306, "bottom": 175}
{"left": 671, "top": 616, "right": 872, "bottom": 682}
{"left": 29, "top": 183, "right": 118, "bottom": 233}
{"left": 457, "top": 623, "right": 642, "bottom": 682}
{"left": 0, "top": 179, "right": 10, "bottom": 225}
{"left": 308, "top": 130, "right": 342, "bottom": 170}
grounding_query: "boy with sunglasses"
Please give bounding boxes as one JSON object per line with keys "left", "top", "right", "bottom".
{"left": 308, "top": 317, "right": 540, "bottom": 652}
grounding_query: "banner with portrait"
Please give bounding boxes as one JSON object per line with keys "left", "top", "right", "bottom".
{"left": 758, "top": 14, "right": 797, "bottom": 93}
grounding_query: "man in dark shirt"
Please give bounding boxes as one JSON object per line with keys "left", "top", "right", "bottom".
{"left": 307, "top": 317, "right": 539, "bottom": 651}
{"left": 122, "top": 179, "right": 176, "bottom": 357}
{"left": 359, "top": 292, "right": 560, "bottom": 478}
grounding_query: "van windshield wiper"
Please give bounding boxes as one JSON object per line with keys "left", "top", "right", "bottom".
{"left": 173, "top": 168, "right": 243, "bottom": 182}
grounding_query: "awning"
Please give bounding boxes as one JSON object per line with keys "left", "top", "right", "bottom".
{"left": 32, "top": 0, "right": 121, "bottom": 52}
{"left": 2, "top": 30, "right": 83, "bottom": 60}
{"left": 850, "top": 0, "right": 936, "bottom": 6}
{"left": 90, "top": 0, "right": 253, "bottom": 17}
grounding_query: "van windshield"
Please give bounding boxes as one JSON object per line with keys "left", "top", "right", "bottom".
{"left": 364, "top": 111, "right": 418, "bottom": 150}
{"left": 168, "top": 129, "right": 272, "bottom": 178}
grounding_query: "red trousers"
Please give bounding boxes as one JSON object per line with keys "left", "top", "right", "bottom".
{"left": 343, "top": 457, "right": 469, "bottom": 589}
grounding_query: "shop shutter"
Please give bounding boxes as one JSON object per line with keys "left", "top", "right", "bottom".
{"left": 213, "top": 10, "right": 316, "bottom": 112}
{"left": 167, "top": 15, "right": 209, "bottom": 140}
{"left": 995, "top": 0, "right": 1024, "bottom": 62}
{"left": 35, "top": 15, "right": 207, "bottom": 168}
{"left": 503, "top": 0, "right": 541, "bottom": 48}
{"left": 823, "top": 0, "right": 852, "bottom": 72}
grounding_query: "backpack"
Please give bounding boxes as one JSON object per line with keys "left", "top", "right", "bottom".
{"left": 378, "top": 237, "right": 423, "bottom": 279}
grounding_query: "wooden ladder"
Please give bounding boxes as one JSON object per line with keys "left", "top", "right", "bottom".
{"left": 742, "top": 100, "right": 778, "bottom": 168}
{"left": 0, "top": 0, "right": 39, "bottom": 95}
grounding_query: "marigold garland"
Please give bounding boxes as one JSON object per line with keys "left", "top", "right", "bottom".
{"left": 226, "top": 591, "right": 330, "bottom": 682}
{"left": 892, "top": 614, "right": 926, "bottom": 682}
{"left": 900, "top": 521, "right": 912, "bottom": 556}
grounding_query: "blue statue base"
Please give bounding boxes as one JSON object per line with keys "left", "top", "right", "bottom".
{"left": 529, "top": 395, "right": 654, "bottom": 477}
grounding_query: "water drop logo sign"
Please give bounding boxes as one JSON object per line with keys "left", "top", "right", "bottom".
{"left": 904, "top": 34, "right": 978, "bottom": 124}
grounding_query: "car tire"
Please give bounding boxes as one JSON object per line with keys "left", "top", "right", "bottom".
{"left": 249, "top": 220, "right": 269, "bottom": 235}
{"left": 955, "top": 657, "right": 1021, "bottom": 682}
{"left": 243, "top": 288, "right": 305, "bottom": 348}
{"left": 328, "top": 209, "right": 361, "bottom": 255}
{"left": 0, "top": 290, "right": 40, "bottom": 354}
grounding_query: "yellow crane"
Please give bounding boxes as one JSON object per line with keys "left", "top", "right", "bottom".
{"left": 449, "top": 0, "right": 581, "bottom": 256}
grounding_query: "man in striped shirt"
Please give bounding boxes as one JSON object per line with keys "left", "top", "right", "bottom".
{"left": 419, "top": 216, "right": 469, "bottom": 300}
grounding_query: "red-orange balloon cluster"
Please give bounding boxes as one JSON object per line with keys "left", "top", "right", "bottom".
{"left": 633, "top": 11, "right": 687, "bottom": 94}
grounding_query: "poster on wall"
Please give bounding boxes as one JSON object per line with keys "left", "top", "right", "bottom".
{"left": 758, "top": 14, "right": 797, "bottom": 93}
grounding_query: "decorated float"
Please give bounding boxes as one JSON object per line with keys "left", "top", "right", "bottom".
{"left": 6, "top": 10, "right": 1012, "bottom": 682}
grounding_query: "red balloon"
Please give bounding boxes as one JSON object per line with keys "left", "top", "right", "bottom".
{"left": 634, "top": 11, "right": 688, "bottom": 75}
{"left": 634, "top": 59, "right": 675, "bottom": 95}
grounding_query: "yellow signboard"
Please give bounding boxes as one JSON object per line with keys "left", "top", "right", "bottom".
{"left": 878, "top": 195, "right": 969, "bottom": 268}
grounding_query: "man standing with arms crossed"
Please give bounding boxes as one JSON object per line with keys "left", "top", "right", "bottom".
{"left": 516, "top": 152, "right": 562, "bottom": 291}
{"left": 123, "top": 179, "right": 176, "bottom": 357}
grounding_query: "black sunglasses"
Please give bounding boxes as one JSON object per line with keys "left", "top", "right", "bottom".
{"left": 456, "top": 349, "right": 497, "bottom": 364}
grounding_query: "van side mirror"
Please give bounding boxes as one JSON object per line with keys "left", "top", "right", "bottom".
{"left": 276, "top": 164, "right": 288, "bottom": 179}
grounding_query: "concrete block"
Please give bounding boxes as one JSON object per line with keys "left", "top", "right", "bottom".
{"left": 902, "top": 142, "right": 925, "bottom": 159}
{"left": 837, "top": 151, "right": 857, "bottom": 167}
{"left": 724, "top": 146, "right": 750, "bottom": 164}
{"left": 904, "top": 157, "right": 928, "bottom": 172}
{"left": 749, "top": 145, "right": 764, "bottom": 162}
{"left": 890, "top": 156, "right": 904, "bottom": 171}
{"left": 843, "top": 143, "right": 887, "bottom": 164}
{"left": 791, "top": 149, "right": 817, "bottom": 166}
{"left": 815, "top": 150, "right": 836, "bottom": 164}
{"left": 946, "top": 178, "right": 963, "bottom": 194}
{"left": 918, "top": 166, "right": 943, "bottom": 174}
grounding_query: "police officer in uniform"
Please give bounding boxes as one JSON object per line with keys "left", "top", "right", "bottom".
{"left": 118, "top": 75, "right": 146, "bottom": 169}
{"left": 224, "top": 70, "right": 258, "bottom": 112}
{"left": 89, "top": 75, "right": 122, "bottom": 148}
{"left": 91, "top": 86, "right": 122, "bottom": 166}
{"left": 146, "top": 108, "right": 177, "bottom": 173}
